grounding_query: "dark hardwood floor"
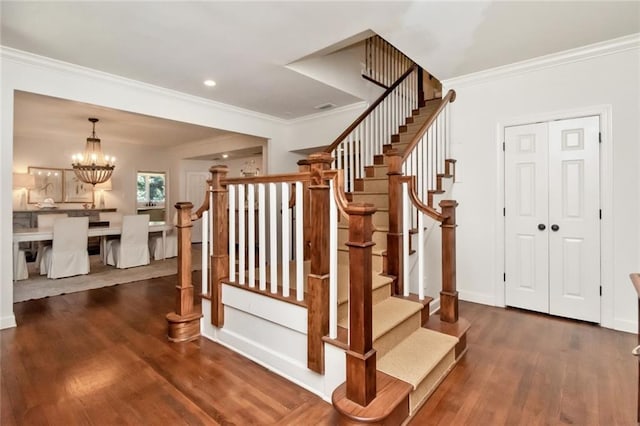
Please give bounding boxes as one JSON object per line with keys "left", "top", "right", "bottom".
{"left": 2, "top": 275, "right": 636, "bottom": 425}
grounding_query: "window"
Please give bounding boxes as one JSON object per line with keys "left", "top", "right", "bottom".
{"left": 137, "top": 172, "right": 165, "bottom": 207}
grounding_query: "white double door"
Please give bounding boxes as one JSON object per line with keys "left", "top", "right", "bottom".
{"left": 505, "top": 116, "right": 600, "bottom": 323}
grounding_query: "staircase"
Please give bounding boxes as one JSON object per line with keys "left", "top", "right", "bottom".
{"left": 331, "top": 98, "right": 468, "bottom": 422}
{"left": 166, "top": 34, "right": 469, "bottom": 426}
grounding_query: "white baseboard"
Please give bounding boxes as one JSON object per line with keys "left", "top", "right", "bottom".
{"left": 0, "top": 315, "right": 16, "bottom": 329}
{"left": 429, "top": 297, "right": 441, "bottom": 316}
{"left": 458, "top": 289, "right": 495, "bottom": 306}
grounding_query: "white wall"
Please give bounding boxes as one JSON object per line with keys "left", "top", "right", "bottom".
{"left": 443, "top": 38, "right": 640, "bottom": 332}
{"left": 14, "top": 137, "right": 170, "bottom": 215}
{"left": 284, "top": 102, "right": 366, "bottom": 154}
{"left": 0, "top": 48, "right": 290, "bottom": 328}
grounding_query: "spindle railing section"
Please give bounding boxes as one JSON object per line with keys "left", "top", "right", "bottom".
{"left": 387, "top": 89, "right": 458, "bottom": 321}
{"left": 325, "top": 64, "right": 421, "bottom": 193}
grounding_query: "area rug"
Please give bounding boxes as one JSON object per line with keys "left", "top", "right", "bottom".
{"left": 14, "top": 247, "right": 203, "bottom": 303}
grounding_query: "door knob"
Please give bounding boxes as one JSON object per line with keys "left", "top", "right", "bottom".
{"left": 538, "top": 224, "right": 546, "bottom": 231}
{"left": 551, "top": 224, "right": 560, "bottom": 232}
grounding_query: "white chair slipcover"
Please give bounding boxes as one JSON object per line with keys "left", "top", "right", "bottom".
{"left": 98, "top": 212, "right": 123, "bottom": 263}
{"left": 35, "top": 213, "right": 69, "bottom": 269}
{"left": 40, "top": 217, "right": 90, "bottom": 279}
{"left": 106, "top": 214, "right": 150, "bottom": 268}
{"left": 149, "top": 212, "right": 177, "bottom": 259}
{"left": 14, "top": 249, "right": 29, "bottom": 281}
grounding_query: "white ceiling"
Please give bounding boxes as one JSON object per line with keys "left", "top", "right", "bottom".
{"left": 2, "top": 1, "right": 638, "bottom": 119}
{"left": 13, "top": 90, "right": 235, "bottom": 148}
{"left": 3, "top": 1, "right": 639, "bottom": 156}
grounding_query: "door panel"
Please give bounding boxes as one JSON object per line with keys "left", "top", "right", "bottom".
{"left": 505, "top": 123, "right": 549, "bottom": 313}
{"left": 548, "top": 116, "right": 600, "bottom": 322}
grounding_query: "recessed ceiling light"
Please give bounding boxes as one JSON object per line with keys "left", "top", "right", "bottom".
{"left": 222, "top": 154, "right": 229, "bottom": 159}
{"left": 204, "top": 79, "right": 217, "bottom": 87}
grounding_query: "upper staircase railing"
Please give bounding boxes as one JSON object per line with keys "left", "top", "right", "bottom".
{"left": 386, "top": 89, "right": 459, "bottom": 322}
{"left": 325, "top": 64, "right": 421, "bottom": 192}
{"left": 363, "top": 35, "right": 415, "bottom": 89}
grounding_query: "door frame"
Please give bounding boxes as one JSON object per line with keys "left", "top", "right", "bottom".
{"left": 495, "top": 104, "right": 614, "bottom": 328}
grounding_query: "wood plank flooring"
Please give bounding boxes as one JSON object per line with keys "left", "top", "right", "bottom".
{"left": 2, "top": 275, "right": 636, "bottom": 425}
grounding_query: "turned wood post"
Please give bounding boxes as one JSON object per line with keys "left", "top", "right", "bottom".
{"left": 439, "top": 199, "right": 459, "bottom": 323}
{"left": 210, "top": 165, "right": 229, "bottom": 328}
{"left": 345, "top": 202, "right": 377, "bottom": 406}
{"left": 166, "top": 202, "right": 203, "bottom": 342}
{"left": 297, "top": 158, "right": 311, "bottom": 260}
{"left": 306, "top": 152, "right": 332, "bottom": 374}
{"left": 386, "top": 149, "right": 404, "bottom": 295}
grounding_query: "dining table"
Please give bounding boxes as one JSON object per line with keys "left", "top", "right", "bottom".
{"left": 12, "top": 221, "right": 173, "bottom": 281}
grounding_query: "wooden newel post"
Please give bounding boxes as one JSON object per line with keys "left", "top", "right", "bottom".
{"left": 439, "top": 199, "right": 459, "bottom": 323}
{"left": 386, "top": 149, "right": 404, "bottom": 295}
{"left": 346, "top": 202, "right": 377, "bottom": 406}
{"left": 210, "top": 165, "right": 229, "bottom": 328}
{"left": 297, "top": 159, "right": 311, "bottom": 260}
{"left": 166, "top": 202, "right": 203, "bottom": 342}
{"left": 306, "top": 152, "right": 332, "bottom": 374}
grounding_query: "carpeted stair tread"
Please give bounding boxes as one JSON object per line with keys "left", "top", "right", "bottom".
{"left": 377, "top": 328, "right": 458, "bottom": 388}
{"left": 338, "top": 297, "right": 423, "bottom": 340}
{"left": 337, "top": 272, "right": 393, "bottom": 304}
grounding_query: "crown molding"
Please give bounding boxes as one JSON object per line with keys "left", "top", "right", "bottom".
{"left": 442, "top": 33, "right": 640, "bottom": 88}
{"left": 0, "top": 46, "right": 288, "bottom": 125}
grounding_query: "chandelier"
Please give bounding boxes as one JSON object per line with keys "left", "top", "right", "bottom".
{"left": 71, "top": 117, "right": 115, "bottom": 187}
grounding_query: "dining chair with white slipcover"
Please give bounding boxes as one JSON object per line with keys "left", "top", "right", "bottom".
{"left": 34, "top": 213, "right": 69, "bottom": 269}
{"left": 149, "top": 211, "right": 177, "bottom": 259}
{"left": 106, "top": 214, "right": 150, "bottom": 269}
{"left": 40, "top": 216, "right": 90, "bottom": 279}
{"left": 14, "top": 250, "right": 29, "bottom": 280}
{"left": 98, "top": 211, "right": 123, "bottom": 262}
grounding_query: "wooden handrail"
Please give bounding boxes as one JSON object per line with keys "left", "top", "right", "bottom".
{"left": 400, "top": 176, "right": 445, "bottom": 223}
{"left": 192, "top": 185, "right": 212, "bottom": 220}
{"left": 322, "top": 169, "right": 350, "bottom": 219}
{"left": 324, "top": 64, "right": 418, "bottom": 154}
{"left": 223, "top": 172, "right": 311, "bottom": 185}
{"left": 401, "top": 89, "right": 457, "bottom": 163}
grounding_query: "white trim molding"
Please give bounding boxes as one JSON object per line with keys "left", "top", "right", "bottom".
{"left": 443, "top": 33, "right": 640, "bottom": 88}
